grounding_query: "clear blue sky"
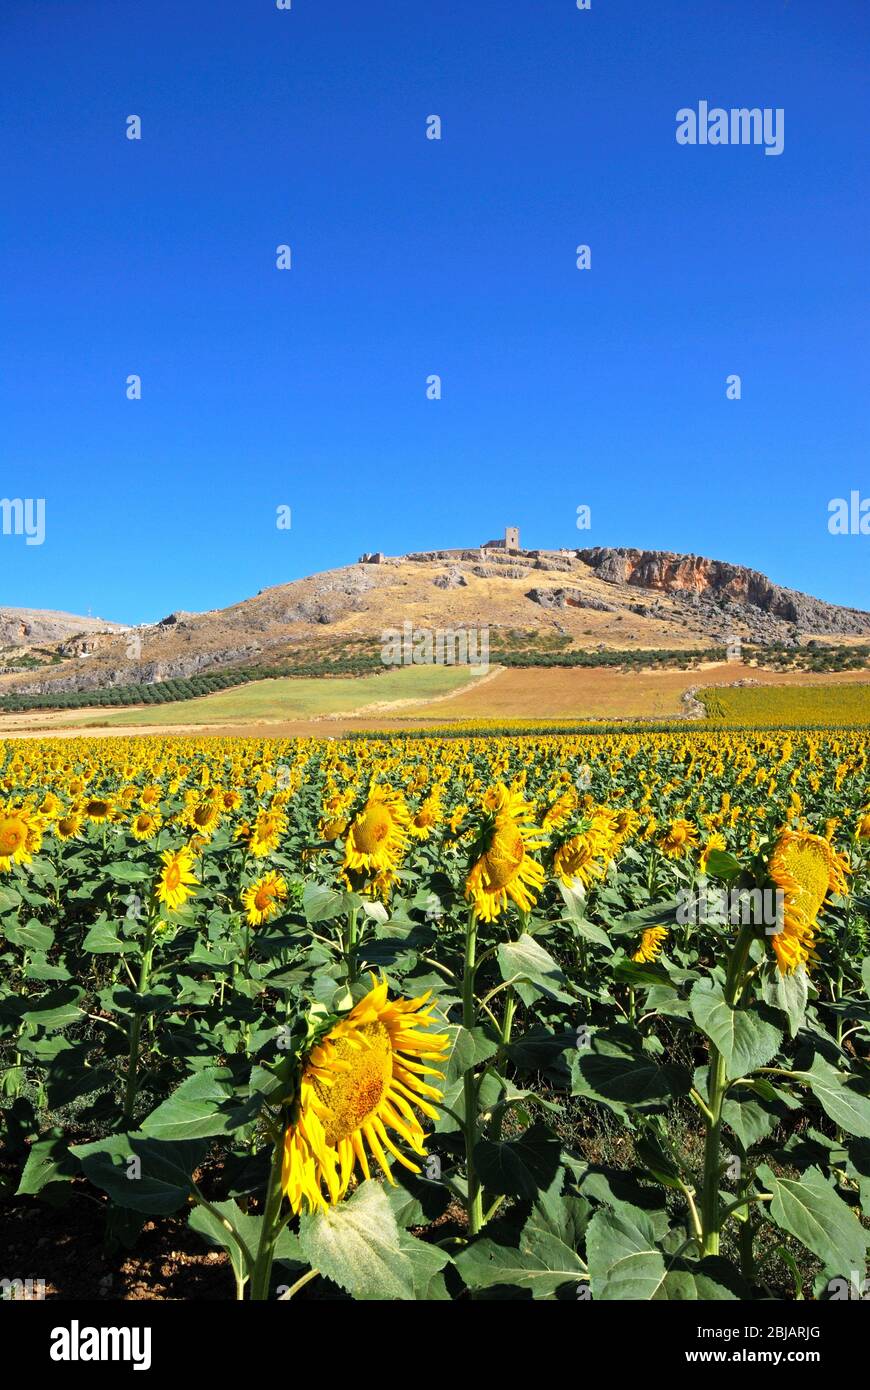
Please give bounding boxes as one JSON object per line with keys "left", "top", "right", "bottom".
{"left": 1, "top": 0, "right": 867, "bottom": 624}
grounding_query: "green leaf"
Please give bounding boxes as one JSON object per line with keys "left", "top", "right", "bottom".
{"left": 794, "top": 1056, "right": 870, "bottom": 1139}
{"left": 0, "top": 885, "right": 22, "bottom": 913}
{"left": 456, "top": 1184, "right": 589, "bottom": 1298}
{"left": 25, "top": 955, "right": 70, "bottom": 982}
{"left": 497, "top": 936, "right": 574, "bottom": 1005}
{"left": 604, "top": 899, "right": 681, "bottom": 936}
{"left": 722, "top": 1091, "right": 783, "bottom": 1153}
{"left": 611, "top": 958, "right": 674, "bottom": 989}
{"left": 385, "top": 1172, "right": 451, "bottom": 1229}
{"left": 703, "top": 849, "right": 743, "bottom": 882}
{"left": 635, "top": 1133, "right": 683, "bottom": 1189}
{"left": 16, "top": 1133, "right": 79, "bottom": 1196}
{"left": 105, "top": 861, "right": 150, "bottom": 883}
{"left": 447, "top": 1024, "right": 499, "bottom": 1078}
{"left": 297, "top": 1180, "right": 417, "bottom": 1300}
{"left": 44, "top": 1041, "right": 114, "bottom": 1108}
{"left": 558, "top": 883, "right": 611, "bottom": 947}
{"left": 21, "top": 986, "right": 83, "bottom": 1032}
{"left": 140, "top": 1068, "right": 261, "bottom": 1141}
{"left": 72, "top": 1135, "right": 207, "bottom": 1215}
{"left": 504, "top": 1027, "right": 575, "bottom": 1084}
{"left": 758, "top": 1163, "right": 868, "bottom": 1276}
{"left": 689, "top": 979, "right": 781, "bottom": 1080}
{"left": 395, "top": 1230, "right": 450, "bottom": 1300}
{"left": 762, "top": 965, "right": 808, "bottom": 1038}
{"left": 474, "top": 1122, "right": 562, "bottom": 1200}
{"left": 5, "top": 920, "right": 55, "bottom": 952}
{"left": 456, "top": 1236, "right": 584, "bottom": 1298}
{"left": 586, "top": 1207, "right": 667, "bottom": 1300}
{"left": 103, "top": 985, "right": 176, "bottom": 1017}
{"left": 83, "top": 919, "right": 136, "bottom": 954}
{"left": 302, "top": 883, "right": 345, "bottom": 924}
{"left": 571, "top": 1031, "right": 690, "bottom": 1112}
{"left": 189, "top": 1199, "right": 262, "bottom": 1283}
{"left": 656, "top": 1256, "right": 745, "bottom": 1300}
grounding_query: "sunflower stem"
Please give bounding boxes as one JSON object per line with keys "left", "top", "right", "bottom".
{"left": 461, "top": 908, "right": 484, "bottom": 1237}
{"left": 699, "top": 924, "right": 754, "bottom": 1257}
{"left": 250, "top": 1131, "right": 286, "bottom": 1301}
{"left": 121, "top": 901, "right": 157, "bottom": 1128}
{"left": 345, "top": 905, "right": 359, "bottom": 983}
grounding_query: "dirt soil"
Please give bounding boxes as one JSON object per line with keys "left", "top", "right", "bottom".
{"left": 1, "top": 1178, "right": 232, "bottom": 1300}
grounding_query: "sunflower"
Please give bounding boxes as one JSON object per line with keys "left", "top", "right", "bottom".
{"left": 317, "top": 790, "right": 352, "bottom": 843}
{"left": 182, "top": 792, "right": 222, "bottom": 838}
{"left": 465, "top": 783, "right": 547, "bottom": 922}
{"left": 242, "top": 870, "right": 288, "bottom": 926}
{"left": 408, "top": 792, "right": 441, "bottom": 841}
{"left": 0, "top": 806, "right": 35, "bottom": 870}
{"left": 281, "top": 977, "right": 449, "bottom": 1215}
{"left": 319, "top": 814, "right": 348, "bottom": 842}
{"left": 131, "top": 810, "right": 161, "bottom": 842}
{"left": 552, "top": 828, "right": 610, "bottom": 889}
{"left": 614, "top": 807, "right": 641, "bottom": 844}
{"left": 83, "top": 796, "right": 113, "bottom": 823}
{"left": 766, "top": 829, "right": 849, "bottom": 974}
{"left": 541, "top": 789, "right": 577, "bottom": 833}
{"left": 155, "top": 846, "right": 199, "bottom": 913}
{"left": 341, "top": 787, "right": 409, "bottom": 878}
{"left": 632, "top": 926, "right": 668, "bottom": 963}
{"left": 40, "top": 792, "right": 63, "bottom": 821}
{"left": 855, "top": 810, "right": 870, "bottom": 841}
{"left": 698, "top": 831, "right": 727, "bottom": 874}
{"left": 54, "top": 809, "right": 84, "bottom": 842}
{"left": 248, "top": 806, "right": 287, "bottom": 858}
{"left": 658, "top": 818, "right": 699, "bottom": 859}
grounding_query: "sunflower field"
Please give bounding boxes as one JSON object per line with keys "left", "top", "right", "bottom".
{"left": 2, "top": 730, "right": 870, "bottom": 1302}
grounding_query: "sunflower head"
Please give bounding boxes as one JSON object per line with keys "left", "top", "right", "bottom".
{"left": 698, "top": 831, "right": 727, "bottom": 874}
{"left": 341, "top": 786, "right": 409, "bottom": 882}
{"left": 658, "top": 818, "right": 699, "bottom": 859}
{"left": 766, "top": 829, "right": 849, "bottom": 974}
{"left": 54, "top": 810, "right": 84, "bottom": 842}
{"left": 242, "top": 870, "right": 288, "bottom": 926}
{"left": 281, "top": 977, "right": 449, "bottom": 1215}
{"left": 156, "top": 846, "right": 199, "bottom": 913}
{"left": 464, "top": 784, "right": 547, "bottom": 923}
{"left": 0, "top": 807, "right": 34, "bottom": 869}
{"left": 632, "top": 926, "right": 668, "bottom": 964}
{"left": 131, "top": 810, "right": 161, "bottom": 842}
{"left": 408, "top": 793, "right": 441, "bottom": 841}
{"left": 249, "top": 806, "right": 287, "bottom": 858}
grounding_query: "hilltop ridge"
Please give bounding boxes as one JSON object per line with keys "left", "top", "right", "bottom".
{"left": 2, "top": 540, "right": 868, "bottom": 699}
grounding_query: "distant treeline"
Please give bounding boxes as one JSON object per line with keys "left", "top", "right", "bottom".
{"left": 495, "top": 642, "right": 869, "bottom": 672}
{"left": 495, "top": 646, "right": 727, "bottom": 669}
{"left": 0, "top": 656, "right": 381, "bottom": 713}
{"left": 1, "top": 638, "right": 866, "bottom": 714}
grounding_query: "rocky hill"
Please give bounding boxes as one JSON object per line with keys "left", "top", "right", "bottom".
{"left": 577, "top": 548, "right": 870, "bottom": 638}
{"left": 0, "top": 607, "right": 124, "bottom": 648}
{"left": 2, "top": 545, "right": 868, "bottom": 698}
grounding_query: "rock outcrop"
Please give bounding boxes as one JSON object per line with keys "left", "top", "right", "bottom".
{"left": 0, "top": 608, "right": 124, "bottom": 648}
{"left": 578, "top": 548, "right": 870, "bottom": 637}
{"left": 526, "top": 588, "right": 618, "bottom": 613}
